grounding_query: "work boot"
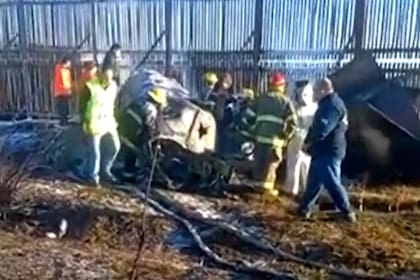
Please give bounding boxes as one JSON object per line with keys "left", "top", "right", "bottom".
{"left": 86, "top": 176, "right": 100, "bottom": 188}
{"left": 261, "top": 188, "right": 279, "bottom": 204}
{"left": 338, "top": 211, "right": 357, "bottom": 223}
{"left": 101, "top": 172, "right": 120, "bottom": 185}
{"left": 295, "top": 207, "right": 311, "bottom": 220}
{"left": 121, "top": 171, "right": 137, "bottom": 183}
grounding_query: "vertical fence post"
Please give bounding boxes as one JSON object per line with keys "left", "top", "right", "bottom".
{"left": 354, "top": 0, "right": 366, "bottom": 56}
{"left": 165, "top": 0, "right": 172, "bottom": 75}
{"left": 90, "top": 0, "right": 98, "bottom": 65}
{"left": 17, "top": 0, "right": 27, "bottom": 59}
{"left": 221, "top": 0, "right": 226, "bottom": 51}
{"left": 17, "top": 0, "right": 30, "bottom": 114}
{"left": 253, "top": 0, "right": 263, "bottom": 88}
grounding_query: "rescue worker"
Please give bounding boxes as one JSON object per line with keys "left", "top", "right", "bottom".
{"left": 284, "top": 82, "right": 318, "bottom": 196}
{"left": 213, "top": 73, "right": 234, "bottom": 153}
{"left": 201, "top": 72, "right": 218, "bottom": 101}
{"left": 53, "top": 57, "right": 73, "bottom": 126}
{"left": 298, "top": 78, "right": 356, "bottom": 223}
{"left": 80, "top": 61, "right": 98, "bottom": 85}
{"left": 79, "top": 67, "right": 120, "bottom": 186}
{"left": 76, "top": 61, "right": 98, "bottom": 106}
{"left": 250, "top": 73, "right": 298, "bottom": 202}
{"left": 235, "top": 88, "right": 256, "bottom": 140}
{"left": 228, "top": 88, "right": 256, "bottom": 156}
{"left": 102, "top": 43, "right": 122, "bottom": 86}
{"left": 118, "top": 88, "right": 168, "bottom": 182}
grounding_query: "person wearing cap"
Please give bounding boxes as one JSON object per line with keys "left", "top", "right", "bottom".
{"left": 117, "top": 87, "right": 168, "bottom": 182}
{"left": 297, "top": 78, "right": 356, "bottom": 223}
{"left": 78, "top": 67, "right": 120, "bottom": 186}
{"left": 249, "top": 73, "right": 298, "bottom": 203}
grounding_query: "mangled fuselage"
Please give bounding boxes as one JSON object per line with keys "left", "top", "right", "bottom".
{"left": 117, "top": 69, "right": 217, "bottom": 154}
{"left": 329, "top": 52, "right": 420, "bottom": 185}
{"left": 117, "top": 70, "right": 232, "bottom": 188}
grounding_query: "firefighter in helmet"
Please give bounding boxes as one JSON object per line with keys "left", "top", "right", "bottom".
{"left": 249, "top": 73, "right": 298, "bottom": 203}
{"left": 118, "top": 87, "right": 168, "bottom": 182}
{"left": 235, "top": 88, "right": 256, "bottom": 140}
{"left": 201, "top": 72, "right": 219, "bottom": 101}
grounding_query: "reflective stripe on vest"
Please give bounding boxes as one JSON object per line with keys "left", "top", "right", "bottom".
{"left": 120, "top": 136, "right": 142, "bottom": 154}
{"left": 127, "top": 108, "right": 143, "bottom": 127}
{"left": 256, "top": 114, "right": 284, "bottom": 125}
{"left": 240, "top": 129, "right": 252, "bottom": 138}
{"left": 255, "top": 135, "right": 285, "bottom": 148}
{"left": 245, "top": 108, "right": 256, "bottom": 117}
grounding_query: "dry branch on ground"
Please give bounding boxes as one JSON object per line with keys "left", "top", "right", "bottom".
{"left": 0, "top": 122, "right": 419, "bottom": 279}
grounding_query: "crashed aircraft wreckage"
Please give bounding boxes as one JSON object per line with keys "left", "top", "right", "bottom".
{"left": 329, "top": 51, "right": 420, "bottom": 185}
{"left": 0, "top": 52, "right": 418, "bottom": 188}
{"left": 117, "top": 70, "right": 233, "bottom": 189}
{"left": 3, "top": 55, "right": 414, "bottom": 188}
{"left": 116, "top": 56, "right": 420, "bottom": 188}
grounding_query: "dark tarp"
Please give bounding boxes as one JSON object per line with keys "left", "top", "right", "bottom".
{"left": 366, "top": 82, "right": 420, "bottom": 141}
{"left": 329, "top": 53, "right": 420, "bottom": 183}
{"left": 329, "top": 52, "right": 420, "bottom": 142}
{"left": 329, "top": 51, "right": 386, "bottom": 96}
{"left": 342, "top": 85, "right": 420, "bottom": 184}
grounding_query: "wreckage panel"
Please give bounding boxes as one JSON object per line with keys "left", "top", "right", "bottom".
{"left": 343, "top": 93, "right": 420, "bottom": 184}
{"left": 118, "top": 69, "right": 217, "bottom": 154}
{"left": 117, "top": 70, "right": 191, "bottom": 111}
{"left": 367, "top": 82, "right": 420, "bottom": 141}
{"left": 329, "top": 51, "right": 386, "bottom": 96}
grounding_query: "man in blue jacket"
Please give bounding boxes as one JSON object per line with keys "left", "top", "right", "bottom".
{"left": 298, "top": 78, "right": 356, "bottom": 223}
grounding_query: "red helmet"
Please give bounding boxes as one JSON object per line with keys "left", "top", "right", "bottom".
{"left": 270, "top": 73, "right": 286, "bottom": 87}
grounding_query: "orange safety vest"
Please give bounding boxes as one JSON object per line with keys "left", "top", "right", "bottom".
{"left": 53, "top": 64, "right": 72, "bottom": 97}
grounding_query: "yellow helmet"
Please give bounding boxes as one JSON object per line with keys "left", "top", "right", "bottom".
{"left": 203, "top": 72, "right": 218, "bottom": 85}
{"left": 242, "top": 88, "right": 255, "bottom": 100}
{"left": 148, "top": 88, "right": 167, "bottom": 106}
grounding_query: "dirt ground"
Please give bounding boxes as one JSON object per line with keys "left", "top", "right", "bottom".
{"left": 0, "top": 168, "right": 420, "bottom": 280}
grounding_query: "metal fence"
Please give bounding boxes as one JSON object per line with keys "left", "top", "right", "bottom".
{"left": 0, "top": 0, "right": 419, "bottom": 115}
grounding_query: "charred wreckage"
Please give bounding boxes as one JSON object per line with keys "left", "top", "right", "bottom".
{"left": 114, "top": 52, "right": 420, "bottom": 189}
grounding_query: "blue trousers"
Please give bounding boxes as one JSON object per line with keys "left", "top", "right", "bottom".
{"left": 85, "top": 131, "right": 120, "bottom": 182}
{"left": 299, "top": 156, "right": 352, "bottom": 214}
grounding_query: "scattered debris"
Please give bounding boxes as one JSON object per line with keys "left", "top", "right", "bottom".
{"left": 0, "top": 115, "right": 419, "bottom": 279}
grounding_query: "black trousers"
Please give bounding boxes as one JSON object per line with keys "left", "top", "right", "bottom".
{"left": 56, "top": 95, "right": 70, "bottom": 125}
{"left": 121, "top": 144, "right": 137, "bottom": 174}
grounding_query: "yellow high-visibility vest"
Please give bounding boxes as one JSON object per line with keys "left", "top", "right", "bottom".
{"left": 84, "top": 79, "right": 118, "bottom": 135}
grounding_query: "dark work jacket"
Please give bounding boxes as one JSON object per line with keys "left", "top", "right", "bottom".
{"left": 221, "top": 96, "right": 237, "bottom": 129}
{"left": 304, "top": 92, "right": 348, "bottom": 159}
{"left": 102, "top": 51, "right": 121, "bottom": 85}
{"left": 206, "top": 93, "right": 236, "bottom": 128}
